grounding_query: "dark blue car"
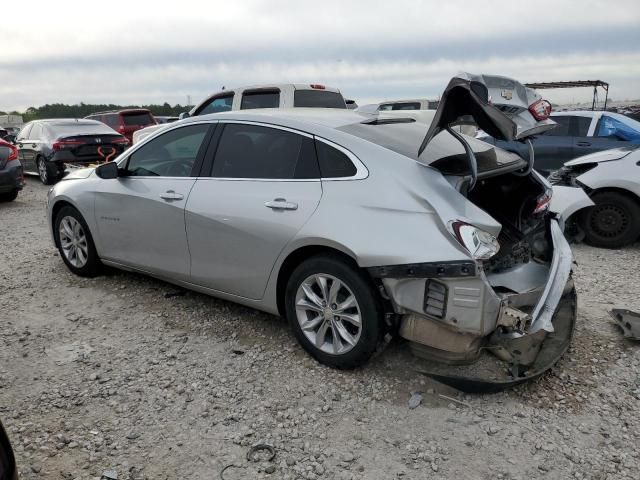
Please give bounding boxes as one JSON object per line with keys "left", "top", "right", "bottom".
{"left": 482, "top": 111, "right": 640, "bottom": 176}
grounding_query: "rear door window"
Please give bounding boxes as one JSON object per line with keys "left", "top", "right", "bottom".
{"left": 125, "top": 124, "right": 210, "bottom": 177}
{"left": 240, "top": 90, "right": 280, "bottom": 110}
{"left": 315, "top": 140, "right": 357, "bottom": 178}
{"left": 293, "top": 90, "right": 346, "bottom": 108}
{"left": 197, "top": 94, "right": 234, "bottom": 115}
{"left": 212, "top": 123, "right": 319, "bottom": 179}
{"left": 544, "top": 116, "right": 571, "bottom": 136}
{"left": 574, "top": 116, "right": 592, "bottom": 137}
{"left": 29, "top": 123, "right": 43, "bottom": 140}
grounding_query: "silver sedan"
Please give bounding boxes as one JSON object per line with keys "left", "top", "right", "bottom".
{"left": 47, "top": 74, "right": 582, "bottom": 391}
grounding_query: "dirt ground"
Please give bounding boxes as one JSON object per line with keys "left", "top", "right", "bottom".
{"left": 1, "top": 178, "right": 639, "bottom": 480}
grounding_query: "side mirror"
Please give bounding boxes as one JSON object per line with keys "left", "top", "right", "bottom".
{"left": 178, "top": 112, "right": 190, "bottom": 120}
{"left": 95, "top": 161, "right": 119, "bottom": 179}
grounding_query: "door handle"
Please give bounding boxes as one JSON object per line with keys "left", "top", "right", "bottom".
{"left": 159, "top": 190, "right": 184, "bottom": 201}
{"left": 576, "top": 141, "right": 592, "bottom": 147}
{"left": 265, "top": 198, "right": 298, "bottom": 210}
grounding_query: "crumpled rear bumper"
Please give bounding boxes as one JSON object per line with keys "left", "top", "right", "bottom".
{"left": 417, "top": 219, "right": 577, "bottom": 392}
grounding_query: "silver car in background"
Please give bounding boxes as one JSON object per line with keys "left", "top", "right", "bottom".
{"left": 47, "top": 73, "right": 581, "bottom": 391}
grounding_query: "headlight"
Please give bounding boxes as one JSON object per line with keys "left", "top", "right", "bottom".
{"left": 450, "top": 221, "right": 500, "bottom": 260}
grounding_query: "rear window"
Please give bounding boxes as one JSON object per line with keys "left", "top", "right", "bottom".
{"left": 47, "top": 122, "right": 117, "bottom": 136}
{"left": 122, "top": 112, "right": 154, "bottom": 126}
{"left": 339, "top": 121, "right": 524, "bottom": 174}
{"left": 379, "top": 102, "right": 421, "bottom": 111}
{"left": 240, "top": 90, "right": 280, "bottom": 110}
{"left": 293, "top": 90, "right": 346, "bottom": 108}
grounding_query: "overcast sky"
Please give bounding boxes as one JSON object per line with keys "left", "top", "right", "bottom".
{"left": 2, "top": 0, "right": 639, "bottom": 111}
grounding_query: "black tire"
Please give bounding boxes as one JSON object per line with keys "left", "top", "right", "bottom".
{"left": 285, "top": 254, "right": 384, "bottom": 369}
{"left": 54, "top": 206, "right": 102, "bottom": 277}
{"left": 0, "top": 189, "right": 18, "bottom": 202}
{"left": 37, "top": 156, "right": 59, "bottom": 185}
{"left": 580, "top": 191, "right": 640, "bottom": 249}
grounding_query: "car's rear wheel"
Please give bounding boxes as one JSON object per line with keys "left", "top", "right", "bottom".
{"left": 54, "top": 206, "right": 102, "bottom": 277}
{"left": 0, "top": 189, "right": 18, "bottom": 202}
{"left": 285, "top": 254, "right": 384, "bottom": 369}
{"left": 37, "top": 156, "right": 59, "bottom": 185}
{"left": 581, "top": 191, "right": 640, "bottom": 248}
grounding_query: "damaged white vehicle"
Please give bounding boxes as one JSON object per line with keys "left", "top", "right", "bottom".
{"left": 47, "top": 73, "right": 583, "bottom": 391}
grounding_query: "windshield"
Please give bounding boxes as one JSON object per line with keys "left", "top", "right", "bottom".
{"left": 339, "top": 121, "right": 525, "bottom": 174}
{"left": 294, "top": 90, "right": 346, "bottom": 108}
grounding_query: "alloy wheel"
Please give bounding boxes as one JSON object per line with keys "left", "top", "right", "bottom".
{"left": 38, "top": 158, "right": 48, "bottom": 183}
{"left": 295, "top": 273, "right": 362, "bottom": 355}
{"left": 58, "top": 216, "right": 89, "bottom": 268}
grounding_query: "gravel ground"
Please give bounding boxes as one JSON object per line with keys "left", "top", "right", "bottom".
{"left": 1, "top": 178, "right": 639, "bottom": 480}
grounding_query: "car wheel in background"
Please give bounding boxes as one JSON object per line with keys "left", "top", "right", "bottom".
{"left": 54, "top": 206, "right": 102, "bottom": 277}
{"left": 285, "top": 254, "right": 384, "bottom": 369}
{"left": 0, "top": 189, "right": 18, "bottom": 202}
{"left": 37, "top": 156, "right": 59, "bottom": 185}
{"left": 580, "top": 191, "right": 640, "bottom": 248}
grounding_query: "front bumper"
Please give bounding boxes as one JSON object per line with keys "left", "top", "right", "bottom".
{"left": 381, "top": 219, "right": 577, "bottom": 392}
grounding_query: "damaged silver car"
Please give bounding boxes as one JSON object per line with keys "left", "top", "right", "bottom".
{"left": 47, "top": 73, "right": 580, "bottom": 391}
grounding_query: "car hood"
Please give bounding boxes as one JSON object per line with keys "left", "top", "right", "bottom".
{"left": 565, "top": 146, "right": 638, "bottom": 166}
{"left": 62, "top": 167, "right": 95, "bottom": 180}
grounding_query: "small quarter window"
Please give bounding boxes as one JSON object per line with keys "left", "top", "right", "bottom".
{"left": 315, "top": 140, "right": 357, "bottom": 178}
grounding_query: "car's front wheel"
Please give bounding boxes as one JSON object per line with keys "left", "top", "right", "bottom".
{"left": 285, "top": 254, "right": 384, "bottom": 369}
{"left": 54, "top": 206, "right": 102, "bottom": 277}
{"left": 580, "top": 191, "right": 640, "bottom": 248}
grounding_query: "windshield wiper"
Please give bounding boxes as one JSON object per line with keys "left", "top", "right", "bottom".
{"left": 361, "top": 117, "right": 416, "bottom": 125}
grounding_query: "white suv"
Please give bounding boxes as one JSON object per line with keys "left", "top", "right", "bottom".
{"left": 133, "top": 84, "right": 347, "bottom": 144}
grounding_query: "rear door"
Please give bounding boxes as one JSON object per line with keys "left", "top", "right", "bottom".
{"left": 94, "top": 122, "right": 213, "bottom": 280}
{"left": 528, "top": 115, "right": 575, "bottom": 175}
{"left": 185, "top": 122, "right": 322, "bottom": 299}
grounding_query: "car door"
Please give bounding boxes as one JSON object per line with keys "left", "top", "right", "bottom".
{"left": 93, "top": 122, "right": 214, "bottom": 280}
{"left": 15, "top": 123, "right": 33, "bottom": 170}
{"left": 185, "top": 122, "right": 322, "bottom": 299}
{"left": 576, "top": 113, "right": 635, "bottom": 156}
{"left": 529, "top": 115, "right": 575, "bottom": 175}
{"left": 19, "top": 123, "right": 43, "bottom": 172}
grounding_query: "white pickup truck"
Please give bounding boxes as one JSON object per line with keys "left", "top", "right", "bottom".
{"left": 133, "top": 83, "right": 347, "bottom": 144}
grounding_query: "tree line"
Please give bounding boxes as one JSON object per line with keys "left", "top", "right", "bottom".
{"left": 0, "top": 102, "right": 194, "bottom": 122}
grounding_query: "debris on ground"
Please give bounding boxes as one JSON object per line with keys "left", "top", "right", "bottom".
{"left": 609, "top": 309, "right": 640, "bottom": 340}
{"left": 408, "top": 392, "right": 422, "bottom": 409}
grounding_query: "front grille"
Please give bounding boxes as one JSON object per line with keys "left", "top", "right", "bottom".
{"left": 423, "top": 280, "right": 447, "bottom": 318}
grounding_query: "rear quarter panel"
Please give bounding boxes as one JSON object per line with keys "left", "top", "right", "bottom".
{"left": 576, "top": 152, "right": 640, "bottom": 199}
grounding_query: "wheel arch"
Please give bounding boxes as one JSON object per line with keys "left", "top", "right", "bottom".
{"left": 588, "top": 186, "right": 640, "bottom": 205}
{"left": 275, "top": 244, "right": 360, "bottom": 317}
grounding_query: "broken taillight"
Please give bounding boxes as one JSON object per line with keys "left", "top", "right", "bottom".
{"left": 533, "top": 190, "right": 553, "bottom": 214}
{"left": 528, "top": 99, "right": 552, "bottom": 121}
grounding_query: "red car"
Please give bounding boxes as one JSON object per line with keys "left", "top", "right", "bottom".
{"left": 0, "top": 139, "right": 24, "bottom": 202}
{"left": 85, "top": 109, "right": 156, "bottom": 144}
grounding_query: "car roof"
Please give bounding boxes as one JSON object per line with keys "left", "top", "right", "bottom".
{"left": 191, "top": 108, "right": 367, "bottom": 130}
{"left": 87, "top": 109, "right": 152, "bottom": 115}
{"left": 551, "top": 110, "right": 598, "bottom": 118}
{"left": 32, "top": 118, "right": 104, "bottom": 125}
